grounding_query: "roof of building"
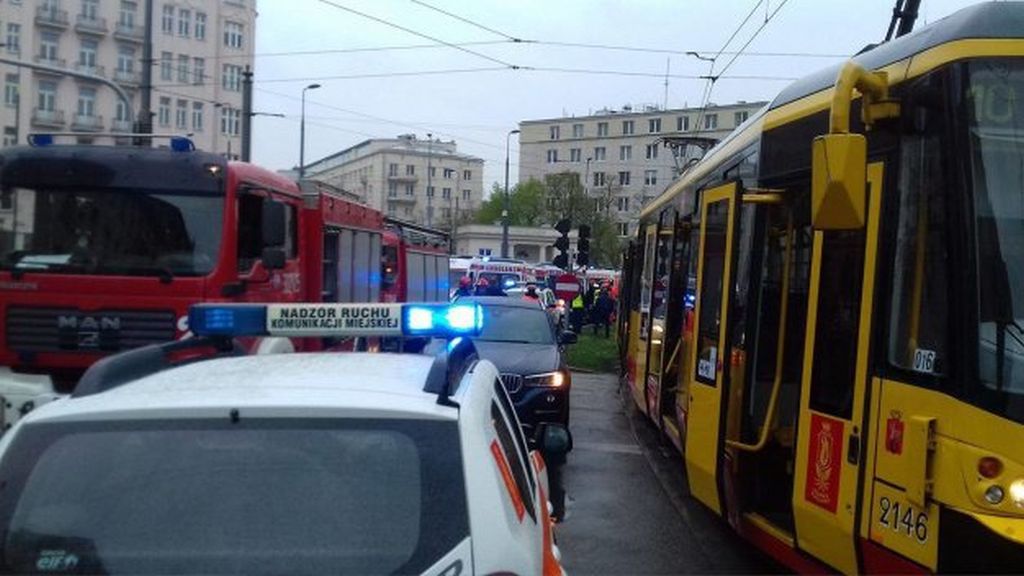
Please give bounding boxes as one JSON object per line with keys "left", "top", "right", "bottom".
{"left": 23, "top": 353, "right": 456, "bottom": 423}
{"left": 305, "top": 135, "right": 484, "bottom": 174}
{"left": 519, "top": 101, "right": 769, "bottom": 126}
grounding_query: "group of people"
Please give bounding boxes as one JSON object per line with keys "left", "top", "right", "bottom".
{"left": 453, "top": 275, "right": 507, "bottom": 297}
{"left": 569, "top": 281, "right": 617, "bottom": 337}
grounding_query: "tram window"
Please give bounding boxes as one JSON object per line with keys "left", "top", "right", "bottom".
{"left": 889, "top": 133, "right": 948, "bottom": 376}
{"left": 695, "top": 199, "right": 729, "bottom": 386}
{"left": 731, "top": 205, "right": 759, "bottom": 349}
{"left": 809, "top": 228, "right": 866, "bottom": 420}
{"left": 652, "top": 229, "right": 673, "bottom": 320}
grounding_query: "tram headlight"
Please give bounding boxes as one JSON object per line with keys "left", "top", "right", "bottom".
{"left": 985, "top": 485, "right": 1005, "bottom": 505}
{"left": 1009, "top": 479, "right": 1024, "bottom": 509}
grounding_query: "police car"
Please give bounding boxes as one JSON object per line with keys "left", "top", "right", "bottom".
{"left": 0, "top": 302, "right": 569, "bottom": 576}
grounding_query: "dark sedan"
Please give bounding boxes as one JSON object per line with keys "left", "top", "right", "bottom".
{"left": 458, "top": 296, "right": 577, "bottom": 440}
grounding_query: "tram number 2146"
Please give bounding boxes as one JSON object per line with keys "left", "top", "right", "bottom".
{"left": 878, "top": 496, "right": 929, "bottom": 543}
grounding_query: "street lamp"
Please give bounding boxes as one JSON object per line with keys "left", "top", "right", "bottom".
{"left": 298, "top": 83, "right": 321, "bottom": 180}
{"left": 501, "top": 128, "right": 520, "bottom": 258}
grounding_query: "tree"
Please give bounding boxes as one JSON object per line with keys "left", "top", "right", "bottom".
{"left": 474, "top": 179, "right": 548, "bottom": 226}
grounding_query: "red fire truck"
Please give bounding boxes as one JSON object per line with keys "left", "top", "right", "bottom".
{"left": 0, "top": 139, "right": 388, "bottom": 420}
{"left": 380, "top": 218, "right": 449, "bottom": 303}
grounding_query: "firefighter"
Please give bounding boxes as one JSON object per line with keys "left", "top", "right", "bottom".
{"left": 454, "top": 276, "right": 473, "bottom": 298}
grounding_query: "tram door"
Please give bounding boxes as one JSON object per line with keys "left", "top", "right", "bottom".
{"left": 685, "top": 181, "right": 740, "bottom": 513}
{"left": 791, "top": 163, "right": 884, "bottom": 574}
{"left": 643, "top": 217, "right": 676, "bottom": 420}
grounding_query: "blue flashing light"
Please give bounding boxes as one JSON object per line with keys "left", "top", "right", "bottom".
{"left": 403, "top": 303, "right": 483, "bottom": 337}
{"left": 170, "top": 137, "right": 195, "bottom": 152}
{"left": 447, "top": 336, "right": 464, "bottom": 352}
{"left": 189, "top": 304, "right": 268, "bottom": 337}
{"left": 503, "top": 278, "right": 516, "bottom": 288}
{"left": 29, "top": 134, "right": 54, "bottom": 147}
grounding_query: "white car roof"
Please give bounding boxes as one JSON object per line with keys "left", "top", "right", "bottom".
{"left": 22, "top": 353, "right": 460, "bottom": 424}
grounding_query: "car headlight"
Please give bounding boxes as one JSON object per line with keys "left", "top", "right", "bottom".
{"left": 524, "top": 371, "right": 567, "bottom": 388}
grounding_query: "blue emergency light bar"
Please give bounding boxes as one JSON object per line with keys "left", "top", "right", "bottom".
{"left": 188, "top": 302, "right": 483, "bottom": 339}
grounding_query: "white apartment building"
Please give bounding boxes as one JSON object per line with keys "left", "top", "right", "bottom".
{"left": 518, "top": 101, "right": 767, "bottom": 237}
{"left": 0, "top": 0, "right": 256, "bottom": 156}
{"left": 304, "top": 134, "right": 485, "bottom": 229}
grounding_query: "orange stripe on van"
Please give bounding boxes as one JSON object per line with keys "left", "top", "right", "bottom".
{"left": 491, "top": 440, "right": 525, "bottom": 522}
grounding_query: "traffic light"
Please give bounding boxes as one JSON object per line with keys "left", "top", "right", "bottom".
{"left": 576, "top": 224, "right": 591, "bottom": 267}
{"left": 552, "top": 218, "right": 572, "bottom": 270}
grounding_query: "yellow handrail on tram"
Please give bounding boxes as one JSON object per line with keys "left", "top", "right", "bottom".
{"left": 727, "top": 212, "right": 794, "bottom": 452}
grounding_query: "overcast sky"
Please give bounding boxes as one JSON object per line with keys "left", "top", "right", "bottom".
{"left": 250, "top": 0, "right": 982, "bottom": 189}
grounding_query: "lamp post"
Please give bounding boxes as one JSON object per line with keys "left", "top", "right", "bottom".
{"left": 426, "top": 132, "right": 433, "bottom": 227}
{"left": 298, "top": 83, "right": 321, "bottom": 180}
{"left": 501, "top": 128, "right": 520, "bottom": 258}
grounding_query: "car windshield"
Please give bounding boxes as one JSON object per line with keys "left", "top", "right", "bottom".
{"left": 477, "top": 272, "right": 520, "bottom": 290}
{"left": 477, "top": 305, "right": 554, "bottom": 344}
{"left": 0, "top": 186, "right": 223, "bottom": 277}
{"left": 0, "top": 418, "right": 468, "bottom": 575}
{"left": 965, "top": 59, "right": 1024, "bottom": 423}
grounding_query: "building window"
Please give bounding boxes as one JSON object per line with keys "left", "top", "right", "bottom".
{"left": 4, "top": 74, "right": 18, "bottom": 108}
{"left": 616, "top": 196, "right": 629, "bottom": 212}
{"left": 77, "top": 87, "right": 96, "bottom": 117}
{"left": 175, "top": 54, "right": 188, "bottom": 82}
{"left": 429, "top": 166, "right": 436, "bottom": 178}
{"left": 220, "top": 106, "right": 240, "bottom": 135}
{"left": 403, "top": 207, "right": 412, "bottom": 217}
{"left": 734, "top": 110, "right": 749, "bottom": 126}
{"left": 597, "top": 122, "right": 608, "bottom": 137}
{"left": 704, "top": 113, "right": 718, "bottom": 130}
{"left": 645, "top": 144, "right": 659, "bottom": 160}
{"left": 404, "top": 183, "right": 414, "bottom": 196}
{"left": 461, "top": 189, "right": 470, "bottom": 201}
{"left": 175, "top": 99, "right": 187, "bottom": 129}
{"left": 462, "top": 169, "right": 471, "bottom": 180}
{"left": 160, "top": 51, "right": 172, "bottom": 80}
{"left": 158, "top": 97, "right": 170, "bottom": 126}
{"left": 427, "top": 186, "right": 435, "bottom": 198}
{"left": 644, "top": 169, "right": 657, "bottom": 186}
{"left": 3, "top": 127, "right": 16, "bottom": 148}
{"left": 549, "top": 125, "right": 560, "bottom": 140}
{"left": 677, "top": 115, "right": 689, "bottom": 131}
{"left": 161, "top": 4, "right": 174, "bottom": 34}
{"left": 224, "top": 21, "right": 244, "bottom": 49}
{"left": 617, "top": 222, "right": 629, "bottom": 236}
{"left": 547, "top": 149, "right": 558, "bottom": 163}
{"left": 191, "top": 102, "right": 204, "bottom": 131}
{"left": 618, "top": 171, "right": 631, "bottom": 186}
{"left": 115, "top": 99, "right": 129, "bottom": 122}
{"left": 388, "top": 163, "right": 398, "bottom": 176}
{"left": 622, "top": 120, "right": 634, "bottom": 135}
{"left": 570, "top": 148, "right": 581, "bottom": 162}
{"left": 37, "top": 80, "right": 57, "bottom": 112}
{"left": 442, "top": 187, "right": 451, "bottom": 199}
{"left": 593, "top": 171, "right": 606, "bottom": 187}
{"left": 192, "top": 57, "right": 204, "bottom": 85}
{"left": 619, "top": 145, "right": 632, "bottom": 161}
{"left": 388, "top": 182, "right": 398, "bottom": 197}
{"left": 117, "top": 45, "right": 135, "bottom": 74}
{"left": 39, "top": 32, "right": 59, "bottom": 63}
{"left": 443, "top": 167, "right": 454, "bottom": 179}
{"left": 119, "top": 1, "right": 137, "bottom": 29}
{"left": 222, "top": 64, "right": 242, "bottom": 91}
{"left": 195, "top": 12, "right": 207, "bottom": 40}
{"left": 648, "top": 118, "right": 661, "bottom": 133}
{"left": 405, "top": 164, "right": 415, "bottom": 175}
{"left": 572, "top": 123, "right": 583, "bottom": 138}
{"left": 81, "top": 0, "right": 100, "bottom": 21}
{"left": 79, "top": 39, "right": 98, "bottom": 70}
{"left": 6, "top": 24, "right": 21, "bottom": 55}
{"left": 594, "top": 146, "right": 606, "bottom": 161}
{"left": 177, "top": 9, "right": 191, "bottom": 36}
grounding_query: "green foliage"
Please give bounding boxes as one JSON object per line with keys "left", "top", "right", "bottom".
{"left": 474, "top": 179, "right": 548, "bottom": 226}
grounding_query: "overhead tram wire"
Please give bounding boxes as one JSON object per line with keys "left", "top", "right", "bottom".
{"left": 409, "top": 0, "right": 522, "bottom": 42}
{"left": 314, "top": 0, "right": 525, "bottom": 70}
{"left": 714, "top": 0, "right": 792, "bottom": 79}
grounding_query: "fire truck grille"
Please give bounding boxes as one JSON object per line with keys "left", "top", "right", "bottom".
{"left": 5, "top": 307, "right": 177, "bottom": 353}
{"left": 500, "top": 373, "right": 524, "bottom": 394}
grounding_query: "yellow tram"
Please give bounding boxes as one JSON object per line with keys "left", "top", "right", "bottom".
{"left": 618, "top": 3, "right": 1024, "bottom": 572}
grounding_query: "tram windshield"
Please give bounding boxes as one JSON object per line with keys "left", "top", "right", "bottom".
{"left": 966, "top": 59, "right": 1024, "bottom": 423}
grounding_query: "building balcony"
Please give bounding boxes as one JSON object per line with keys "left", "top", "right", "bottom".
{"left": 75, "top": 14, "right": 108, "bottom": 35}
{"left": 113, "top": 23, "right": 144, "bottom": 43}
{"left": 113, "top": 69, "right": 140, "bottom": 86}
{"left": 387, "top": 174, "right": 419, "bottom": 183}
{"left": 35, "top": 6, "right": 70, "bottom": 28}
{"left": 72, "top": 114, "right": 103, "bottom": 132}
{"left": 31, "top": 108, "right": 65, "bottom": 128}
{"left": 388, "top": 195, "right": 417, "bottom": 204}
{"left": 74, "top": 62, "right": 105, "bottom": 78}
{"left": 111, "top": 118, "right": 133, "bottom": 132}
{"left": 33, "top": 55, "right": 67, "bottom": 70}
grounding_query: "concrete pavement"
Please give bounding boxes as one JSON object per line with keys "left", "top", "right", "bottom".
{"left": 557, "top": 371, "right": 775, "bottom": 575}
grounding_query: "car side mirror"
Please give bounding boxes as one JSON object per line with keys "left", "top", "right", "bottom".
{"left": 810, "top": 133, "right": 866, "bottom": 230}
{"left": 260, "top": 247, "right": 286, "bottom": 270}
{"left": 536, "top": 423, "right": 573, "bottom": 456}
{"left": 559, "top": 331, "right": 578, "bottom": 345}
